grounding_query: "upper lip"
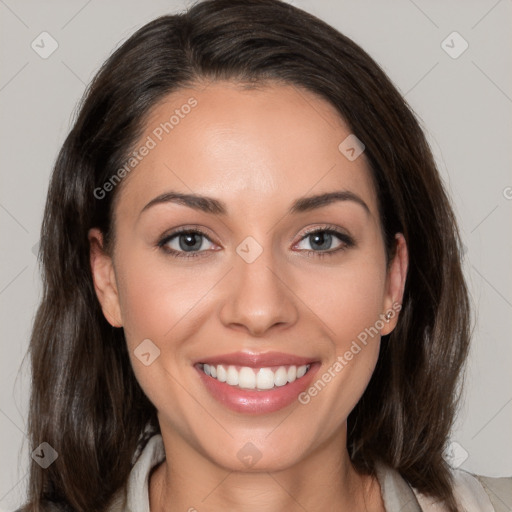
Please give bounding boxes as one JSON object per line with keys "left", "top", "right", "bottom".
{"left": 196, "top": 351, "right": 316, "bottom": 368}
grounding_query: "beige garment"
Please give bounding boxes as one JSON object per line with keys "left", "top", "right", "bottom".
{"left": 106, "top": 434, "right": 512, "bottom": 512}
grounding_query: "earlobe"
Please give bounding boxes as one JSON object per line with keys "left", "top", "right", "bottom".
{"left": 381, "top": 233, "right": 408, "bottom": 336}
{"left": 88, "top": 228, "right": 123, "bottom": 327}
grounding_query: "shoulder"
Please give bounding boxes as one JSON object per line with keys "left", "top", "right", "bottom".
{"left": 413, "top": 469, "right": 512, "bottom": 512}
{"left": 474, "top": 474, "right": 512, "bottom": 512}
{"left": 375, "top": 461, "right": 512, "bottom": 512}
{"left": 104, "top": 433, "right": 165, "bottom": 512}
{"left": 17, "top": 434, "right": 165, "bottom": 512}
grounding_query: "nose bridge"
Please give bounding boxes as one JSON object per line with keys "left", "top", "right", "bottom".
{"left": 219, "top": 235, "right": 299, "bottom": 335}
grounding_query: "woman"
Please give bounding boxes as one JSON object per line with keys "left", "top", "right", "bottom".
{"left": 19, "top": 0, "right": 511, "bottom": 511}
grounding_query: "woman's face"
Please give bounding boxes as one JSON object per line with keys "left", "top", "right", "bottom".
{"left": 90, "top": 81, "right": 407, "bottom": 472}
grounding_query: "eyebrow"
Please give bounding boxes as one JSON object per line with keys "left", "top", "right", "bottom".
{"left": 139, "top": 190, "right": 371, "bottom": 217}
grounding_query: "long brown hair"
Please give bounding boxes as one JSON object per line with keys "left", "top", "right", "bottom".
{"left": 23, "top": 0, "right": 470, "bottom": 510}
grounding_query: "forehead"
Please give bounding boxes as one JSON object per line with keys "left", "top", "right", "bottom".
{"left": 114, "top": 81, "right": 378, "bottom": 221}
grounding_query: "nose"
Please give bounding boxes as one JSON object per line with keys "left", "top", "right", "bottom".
{"left": 219, "top": 246, "right": 299, "bottom": 337}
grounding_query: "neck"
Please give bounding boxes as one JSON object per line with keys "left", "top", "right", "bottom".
{"left": 149, "top": 429, "right": 384, "bottom": 512}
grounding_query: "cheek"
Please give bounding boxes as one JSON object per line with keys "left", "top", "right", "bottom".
{"left": 293, "top": 256, "right": 387, "bottom": 418}
{"left": 116, "top": 253, "right": 216, "bottom": 347}
{"left": 113, "top": 248, "right": 217, "bottom": 410}
{"left": 302, "top": 256, "right": 387, "bottom": 347}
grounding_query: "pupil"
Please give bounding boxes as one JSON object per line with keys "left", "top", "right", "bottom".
{"left": 311, "top": 232, "right": 331, "bottom": 251}
{"left": 179, "top": 233, "right": 202, "bottom": 251}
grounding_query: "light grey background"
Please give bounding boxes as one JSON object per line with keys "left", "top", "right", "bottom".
{"left": 1, "top": 0, "right": 511, "bottom": 510}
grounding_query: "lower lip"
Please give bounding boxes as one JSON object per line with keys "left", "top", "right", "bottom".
{"left": 196, "top": 363, "right": 320, "bottom": 414}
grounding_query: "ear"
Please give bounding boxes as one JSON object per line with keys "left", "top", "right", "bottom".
{"left": 88, "top": 228, "right": 123, "bottom": 327}
{"left": 380, "top": 233, "right": 408, "bottom": 336}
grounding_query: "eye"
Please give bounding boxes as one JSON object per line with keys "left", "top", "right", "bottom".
{"left": 294, "top": 227, "right": 354, "bottom": 255}
{"left": 158, "top": 228, "right": 217, "bottom": 258}
{"left": 157, "top": 225, "right": 354, "bottom": 259}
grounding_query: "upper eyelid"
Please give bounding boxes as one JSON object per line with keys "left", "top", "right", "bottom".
{"left": 159, "top": 226, "right": 215, "bottom": 244}
{"left": 298, "top": 225, "right": 351, "bottom": 238}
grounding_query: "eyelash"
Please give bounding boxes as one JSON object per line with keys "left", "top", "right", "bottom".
{"left": 157, "top": 225, "right": 355, "bottom": 260}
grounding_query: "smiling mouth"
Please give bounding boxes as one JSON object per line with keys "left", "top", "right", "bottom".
{"left": 199, "top": 363, "right": 312, "bottom": 391}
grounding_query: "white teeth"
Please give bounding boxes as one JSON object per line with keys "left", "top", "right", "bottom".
{"left": 226, "top": 366, "right": 239, "bottom": 386}
{"left": 297, "top": 365, "right": 307, "bottom": 378}
{"left": 216, "top": 364, "right": 227, "bottom": 382}
{"left": 201, "top": 363, "right": 311, "bottom": 390}
{"left": 238, "top": 367, "right": 256, "bottom": 389}
{"left": 287, "top": 365, "right": 297, "bottom": 382}
{"left": 256, "top": 368, "right": 275, "bottom": 390}
{"left": 274, "top": 366, "right": 288, "bottom": 387}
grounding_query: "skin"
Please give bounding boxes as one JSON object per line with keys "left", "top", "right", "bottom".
{"left": 89, "top": 81, "right": 408, "bottom": 512}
